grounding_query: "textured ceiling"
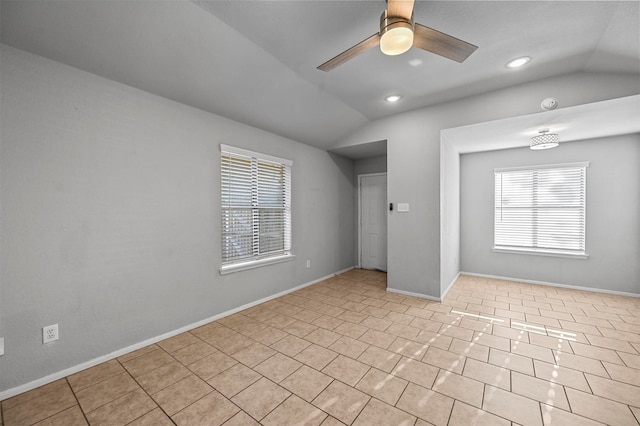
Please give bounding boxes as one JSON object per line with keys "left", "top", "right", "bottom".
{"left": 2, "top": 0, "right": 639, "bottom": 151}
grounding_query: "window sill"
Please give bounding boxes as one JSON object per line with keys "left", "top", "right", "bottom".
{"left": 220, "top": 254, "right": 296, "bottom": 275}
{"left": 492, "top": 248, "right": 589, "bottom": 260}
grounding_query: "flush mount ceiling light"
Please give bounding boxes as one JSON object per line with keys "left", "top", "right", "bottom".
{"left": 385, "top": 95, "right": 402, "bottom": 102}
{"left": 530, "top": 129, "right": 559, "bottom": 150}
{"left": 379, "top": 11, "right": 415, "bottom": 55}
{"left": 506, "top": 56, "right": 531, "bottom": 69}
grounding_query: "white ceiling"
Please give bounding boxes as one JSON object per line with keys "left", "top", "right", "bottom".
{"left": 443, "top": 95, "right": 640, "bottom": 154}
{"left": 1, "top": 0, "right": 639, "bottom": 152}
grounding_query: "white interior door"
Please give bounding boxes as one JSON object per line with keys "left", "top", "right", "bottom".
{"left": 360, "top": 174, "right": 387, "bottom": 271}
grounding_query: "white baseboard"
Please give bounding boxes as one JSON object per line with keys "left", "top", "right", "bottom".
{"left": 334, "top": 265, "right": 356, "bottom": 276}
{"left": 0, "top": 267, "right": 356, "bottom": 402}
{"left": 440, "top": 271, "right": 461, "bottom": 301}
{"left": 386, "top": 272, "right": 460, "bottom": 303}
{"left": 460, "top": 272, "right": 640, "bottom": 298}
{"left": 386, "top": 287, "right": 441, "bottom": 302}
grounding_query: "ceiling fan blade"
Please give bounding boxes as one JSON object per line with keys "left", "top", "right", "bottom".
{"left": 413, "top": 23, "right": 478, "bottom": 63}
{"left": 387, "top": 0, "right": 415, "bottom": 19}
{"left": 317, "top": 33, "right": 381, "bottom": 72}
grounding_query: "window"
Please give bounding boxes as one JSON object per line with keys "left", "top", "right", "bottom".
{"left": 494, "top": 162, "right": 588, "bottom": 258}
{"left": 220, "top": 144, "right": 292, "bottom": 274}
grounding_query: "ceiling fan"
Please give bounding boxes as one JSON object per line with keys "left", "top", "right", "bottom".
{"left": 317, "top": 0, "right": 478, "bottom": 72}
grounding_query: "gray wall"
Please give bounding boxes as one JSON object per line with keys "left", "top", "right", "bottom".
{"left": 335, "top": 72, "right": 640, "bottom": 299}
{"left": 460, "top": 135, "right": 640, "bottom": 294}
{"left": 354, "top": 155, "right": 387, "bottom": 178}
{"left": 440, "top": 140, "right": 461, "bottom": 297}
{"left": 0, "top": 44, "right": 355, "bottom": 392}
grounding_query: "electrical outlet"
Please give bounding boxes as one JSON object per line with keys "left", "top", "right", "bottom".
{"left": 43, "top": 324, "right": 59, "bottom": 344}
{"left": 306, "top": 259, "right": 311, "bottom": 268}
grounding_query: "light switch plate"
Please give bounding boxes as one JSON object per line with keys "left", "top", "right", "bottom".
{"left": 397, "top": 203, "right": 410, "bottom": 212}
{"left": 0, "top": 337, "right": 4, "bottom": 356}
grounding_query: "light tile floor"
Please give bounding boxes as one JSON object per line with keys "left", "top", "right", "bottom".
{"left": 2, "top": 270, "right": 640, "bottom": 425}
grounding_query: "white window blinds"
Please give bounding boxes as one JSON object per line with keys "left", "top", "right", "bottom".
{"left": 494, "top": 162, "right": 588, "bottom": 256}
{"left": 221, "top": 145, "right": 291, "bottom": 267}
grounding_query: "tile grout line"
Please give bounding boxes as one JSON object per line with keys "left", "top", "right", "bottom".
{"left": 118, "top": 348, "right": 176, "bottom": 425}
{"left": 6, "top": 272, "right": 640, "bottom": 426}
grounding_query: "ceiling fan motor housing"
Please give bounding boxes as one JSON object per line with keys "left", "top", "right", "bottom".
{"left": 379, "top": 10, "right": 415, "bottom": 55}
{"left": 317, "top": 0, "right": 477, "bottom": 71}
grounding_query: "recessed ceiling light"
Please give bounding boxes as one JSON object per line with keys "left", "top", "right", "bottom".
{"left": 408, "top": 58, "right": 423, "bottom": 67}
{"left": 385, "top": 95, "right": 402, "bottom": 103}
{"left": 506, "top": 56, "right": 531, "bottom": 69}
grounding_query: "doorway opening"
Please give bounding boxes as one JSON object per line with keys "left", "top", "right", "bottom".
{"left": 358, "top": 173, "right": 388, "bottom": 273}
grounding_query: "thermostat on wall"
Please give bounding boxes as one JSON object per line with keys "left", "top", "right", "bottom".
{"left": 397, "top": 203, "right": 410, "bottom": 212}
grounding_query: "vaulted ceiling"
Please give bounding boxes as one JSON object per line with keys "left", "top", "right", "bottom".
{"left": 2, "top": 1, "right": 639, "bottom": 150}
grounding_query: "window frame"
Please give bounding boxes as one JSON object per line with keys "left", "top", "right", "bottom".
{"left": 493, "top": 162, "right": 589, "bottom": 259}
{"left": 220, "top": 144, "right": 294, "bottom": 275}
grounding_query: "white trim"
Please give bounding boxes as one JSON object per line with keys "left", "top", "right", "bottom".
{"left": 460, "top": 272, "right": 640, "bottom": 298}
{"left": 332, "top": 265, "right": 357, "bottom": 277}
{"left": 441, "top": 271, "right": 461, "bottom": 301}
{"left": 220, "top": 254, "right": 295, "bottom": 275}
{"left": 491, "top": 248, "right": 589, "bottom": 260}
{"left": 357, "top": 172, "right": 388, "bottom": 270}
{"left": 0, "top": 266, "right": 356, "bottom": 402}
{"left": 386, "top": 287, "right": 441, "bottom": 302}
{"left": 220, "top": 143, "right": 292, "bottom": 166}
{"left": 494, "top": 161, "right": 590, "bottom": 173}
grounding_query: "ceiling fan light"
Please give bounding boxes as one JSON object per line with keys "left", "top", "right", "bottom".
{"left": 380, "top": 11, "right": 414, "bottom": 56}
{"left": 380, "top": 26, "right": 414, "bottom": 55}
{"left": 530, "top": 129, "right": 559, "bottom": 150}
